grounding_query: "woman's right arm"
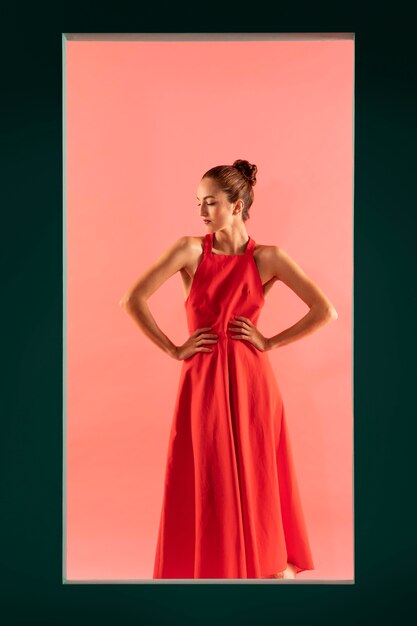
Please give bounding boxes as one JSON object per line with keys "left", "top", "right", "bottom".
{"left": 119, "top": 236, "right": 190, "bottom": 359}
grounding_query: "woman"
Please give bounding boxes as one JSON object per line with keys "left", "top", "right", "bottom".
{"left": 120, "top": 159, "right": 338, "bottom": 579}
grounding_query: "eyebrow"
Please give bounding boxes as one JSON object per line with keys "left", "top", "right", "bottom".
{"left": 196, "top": 195, "right": 216, "bottom": 200}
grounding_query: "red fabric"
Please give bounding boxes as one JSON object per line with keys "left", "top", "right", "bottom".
{"left": 153, "top": 232, "right": 314, "bottom": 579}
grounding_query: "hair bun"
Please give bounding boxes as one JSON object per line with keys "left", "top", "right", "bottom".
{"left": 232, "top": 159, "right": 257, "bottom": 186}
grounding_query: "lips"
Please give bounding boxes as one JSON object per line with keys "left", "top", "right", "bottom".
{"left": 203, "top": 219, "right": 211, "bottom": 223}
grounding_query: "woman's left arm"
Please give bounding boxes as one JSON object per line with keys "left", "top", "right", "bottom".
{"left": 264, "top": 246, "right": 338, "bottom": 351}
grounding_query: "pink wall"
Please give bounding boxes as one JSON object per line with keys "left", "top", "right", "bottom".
{"left": 65, "top": 37, "right": 353, "bottom": 581}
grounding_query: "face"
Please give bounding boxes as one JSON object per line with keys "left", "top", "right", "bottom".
{"left": 196, "top": 177, "right": 243, "bottom": 229}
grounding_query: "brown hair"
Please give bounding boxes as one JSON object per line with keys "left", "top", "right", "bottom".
{"left": 201, "top": 159, "right": 257, "bottom": 221}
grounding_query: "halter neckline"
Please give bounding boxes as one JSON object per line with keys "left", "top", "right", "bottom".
{"left": 207, "top": 232, "right": 254, "bottom": 256}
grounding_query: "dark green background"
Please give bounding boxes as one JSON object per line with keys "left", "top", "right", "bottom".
{"left": 2, "top": 2, "right": 415, "bottom": 624}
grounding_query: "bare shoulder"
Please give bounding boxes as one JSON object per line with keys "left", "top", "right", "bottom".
{"left": 253, "top": 243, "right": 283, "bottom": 283}
{"left": 177, "top": 235, "right": 205, "bottom": 277}
{"left": 254, "top": 242, "right": 276, "bottom": 259}
{"left": 120, "top": 235, "right": 199, "bottom": 303}
{"left": 182, "top": 235, "right": 205, "bottom": 258}
{"left": 254, "top": 243, "right": 301, "bottom": 279}
{"left": 255, "top": 243, "right": 337, "bottom": 313}
{"left": 254, "top": 242, "right": 316, "bottom": 293}
{"left": 165, "top": 235, "right": 203, "bottom": 256}
{"left": 186, "top": 234, "right": 205, "bottom": 250}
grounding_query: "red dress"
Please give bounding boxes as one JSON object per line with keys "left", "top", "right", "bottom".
{"left": 153, "top": 232, "right": 314, "bottom": 579}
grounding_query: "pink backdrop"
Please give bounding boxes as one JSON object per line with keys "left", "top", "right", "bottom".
{"left": 65, "top": 36, "right": 354, "bottom": 581}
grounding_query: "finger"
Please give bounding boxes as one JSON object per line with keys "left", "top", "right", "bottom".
{"left": 194, "top": 327, "right": 212, "bottom": 336}
{"left": 232, "top": 318, "right": 250, "bottom": 328}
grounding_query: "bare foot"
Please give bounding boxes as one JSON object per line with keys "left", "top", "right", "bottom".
{"left": 269, "top": 562, "right": 297, "bottom": 579}
{"left": 282, "top": 562, "right": 297, "bottom": 579}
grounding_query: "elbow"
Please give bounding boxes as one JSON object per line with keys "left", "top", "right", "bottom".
{"left": 313, "top": 302, "right": 338, "bottom": 322}
{"left": 326, "top": 306, "right": 338, "bottom": 321}
{"left": 119, "top": 294, "right": 132, "bottom": 308}
{"left": 119, "top": 292, "right": 147, "bottom": 309}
